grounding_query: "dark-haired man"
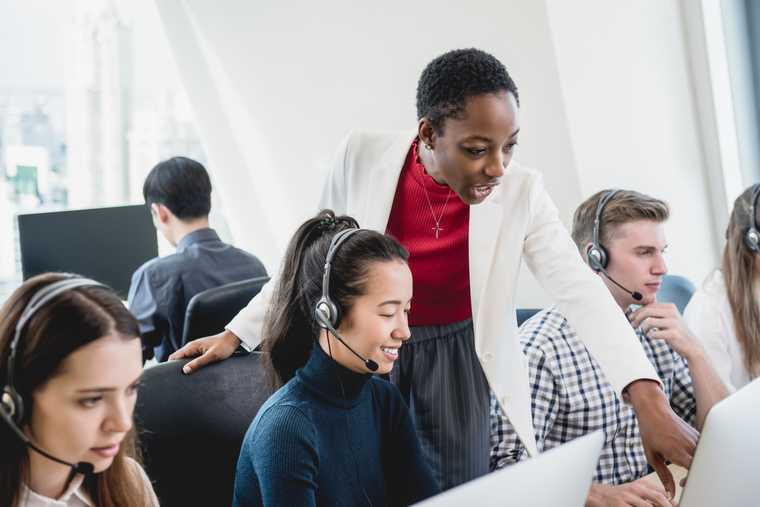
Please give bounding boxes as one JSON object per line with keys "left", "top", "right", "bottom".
{"left": 128, "top": 156, "right": 267, "bottom": 362}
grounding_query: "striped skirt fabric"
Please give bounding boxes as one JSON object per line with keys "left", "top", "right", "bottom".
{"left": 390, "top": 318, "right": 491, "bottom": 491}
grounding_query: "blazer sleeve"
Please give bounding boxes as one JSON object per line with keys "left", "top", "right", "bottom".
{"left": 226, "top": 133, "right": 354, "bottom": 349}
{"left": 520, "top": 174, "right": 660, "bottom": 396}
{"left": 317, "top": 131, "right": 352, "bottom": 214}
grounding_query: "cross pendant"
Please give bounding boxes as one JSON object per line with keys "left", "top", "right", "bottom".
{"left": 433, "top": 224, "right": 443, "bottom": 239}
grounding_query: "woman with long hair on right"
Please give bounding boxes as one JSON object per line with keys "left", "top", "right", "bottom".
{"left": 232, "top": 210, "right": 439, "bottom": 507}
{"left": 684, "top": 184, "right": 760, "bottom": 390}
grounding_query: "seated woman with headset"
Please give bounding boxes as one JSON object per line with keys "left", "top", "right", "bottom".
{"left": 685, "top": 183, "right": 760, "bottom": 390}
{"left": 232, "top": 210, "right": 440, "bottom": 507}
{"left": 0, "top": 273, "right": 158, "bottom": 506}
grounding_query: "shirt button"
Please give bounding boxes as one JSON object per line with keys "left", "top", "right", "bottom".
{"left": 500, "top": 395, "right": 511, "bottom": 407}
{"left": 484, "top": 352, "right": 494, "bottom": 362}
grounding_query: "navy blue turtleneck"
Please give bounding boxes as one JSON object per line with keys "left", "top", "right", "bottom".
{"left": 232, "top": 343, "right": 440, "bottom": 507}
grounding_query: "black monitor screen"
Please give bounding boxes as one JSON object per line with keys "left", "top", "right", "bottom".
{"left": 18, "top": 205, "right": 158, "bottom": 298}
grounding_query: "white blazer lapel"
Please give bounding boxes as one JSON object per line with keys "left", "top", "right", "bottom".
{"left": 360, "top": 131, "right": 417, "bottom": 231}
{"left": 469, "top": 185, "right": 541, "bottom": 457}
{"left": 468, "top": 186, "right": 504, "bottom": 327}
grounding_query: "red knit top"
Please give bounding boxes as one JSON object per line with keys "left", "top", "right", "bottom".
{"left": 385, "top": 140, "right": 472, "bottom": 326}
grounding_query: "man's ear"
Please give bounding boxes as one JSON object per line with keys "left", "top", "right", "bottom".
{"left": 582, "top": 242, "right": 594, "bottom": 263}
{"left": 151, "top": 203, "right": 170, "bottom": 224}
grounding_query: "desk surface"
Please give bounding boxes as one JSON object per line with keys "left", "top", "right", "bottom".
{"left": 641, "top": 464, "right": 688, "bottom": 502}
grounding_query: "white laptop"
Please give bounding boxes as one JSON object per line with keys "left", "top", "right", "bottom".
{"left": 414, "top": 430, "right": 604, "bottom": 507}
{"left": 679, "top": 377, "right": 760, "bottom": 507}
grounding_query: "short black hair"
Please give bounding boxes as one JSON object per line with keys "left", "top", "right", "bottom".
{"left": 416, "top": 48, "right": 519, "bottom": 134}
{"left": 142, "top": 156, "right": 212, "bottom": 220}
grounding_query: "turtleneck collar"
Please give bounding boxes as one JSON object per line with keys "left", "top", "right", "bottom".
{"left": 296, "top": 342, "right": 373, "bottom": 408}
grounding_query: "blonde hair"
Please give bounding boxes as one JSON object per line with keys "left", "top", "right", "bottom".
{"left": 723, "top": 185, "right": 760, "bottom": 378}
{"left": 571, "top": 189, "right": 670, "bottom": 257}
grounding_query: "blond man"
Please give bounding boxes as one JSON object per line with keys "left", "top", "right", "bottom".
{"left": 491, "top": 190, "right": 728, "bottom": 507}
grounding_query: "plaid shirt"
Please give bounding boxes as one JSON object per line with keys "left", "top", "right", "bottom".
{"left": 490, "top": 306, "right": 697, "bottom": 484}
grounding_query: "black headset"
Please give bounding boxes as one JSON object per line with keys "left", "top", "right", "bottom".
{"left": 313, "top": 227, "right": 376, "bottom": 506}
{"left": 586, "top": 189, "right": 620, "bottom": 272}
{"left": 314, "top": 227, "right": 362, "bottom": 330}
{"left": 1, "top": 277, "right": 105, "bottom": 478}
{"left": 313, "top": 226, "right": 378, "bottom": 372}
{"left": 585, "top": 189, "right": 643, "bottom": 301}
{"left": 744, "top": 184, "right": 760, "bottom": 253}
{"left": 1, "top": 277, "right": 105, "bottom": 424}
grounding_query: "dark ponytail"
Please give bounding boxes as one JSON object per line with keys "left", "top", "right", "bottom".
{"left": 261, "top": 210, "right": 408, "bottom": 389}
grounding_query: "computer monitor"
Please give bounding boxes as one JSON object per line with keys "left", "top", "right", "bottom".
{"left": 678, "top": 377, "right": 760, "bottom": 507}
{"left": 415, "top": 430, "right": 604, "bottom": 507}
{"left": 17, "top": 204, "right": 158, "bottom": 298}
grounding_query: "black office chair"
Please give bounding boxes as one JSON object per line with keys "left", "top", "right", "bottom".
{"left": 516, "top": 308, "right": 542, "bottom": 327}
{"left": 135, "top": 352, "right": 270, "bottom": 507}
{"left": 181, "top": 276, "right": 270, "bottom": 345}
{"left": 657, "top": 274, "right": 696, "bottom": 314}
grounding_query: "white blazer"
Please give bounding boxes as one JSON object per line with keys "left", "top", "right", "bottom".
{"left": 228, "top": 130, "right": 659, "bottom": 455}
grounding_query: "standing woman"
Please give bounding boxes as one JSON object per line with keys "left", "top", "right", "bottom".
{"left": 684, "top": 184, "right": 760, "bottom": 390}
{"left": 0, "top": 273, "right": 158, "bottom": 506}
{"left": 232, "top": 210, "right": 438, "bottom": 506}
{"left": 173, "top": 48, "right": 696, "bottom": 493}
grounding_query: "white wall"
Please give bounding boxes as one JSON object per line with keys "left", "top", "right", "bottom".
{"left": 157, "top": 0, "right": 721, "bottom": 305}
{"left": 545, "top": 0, "right": 719, "bottom": 288}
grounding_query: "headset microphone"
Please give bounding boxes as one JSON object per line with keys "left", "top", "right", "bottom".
{"left": 316, "top": 311, "right": 379, "bottom": 372}
{"left": 597, "top": 268, "right": 643, "bottom": 301}
{"left": 587, "top": 190, "right": 643, "bottom": 303}
{"left": 313, "top": 222, "right": 376, "bottom": 507}
{"left": 0, "top": 402, "right": 95, "bottom": 477}
{"left": 0, "top": 277, "right": 104, "bottom": 482}
{"left": 314, "top": 226, "right": 379, "bottom": 373}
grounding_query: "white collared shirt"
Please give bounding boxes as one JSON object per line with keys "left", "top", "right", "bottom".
{"left": 19, "top": 475, "right": 93, "bottom": 507}
{"left": 17, "top": 458, "right": 159, "bottom": 507}
{"left": 684, "top": 270, "right": 753, "bottom": 391}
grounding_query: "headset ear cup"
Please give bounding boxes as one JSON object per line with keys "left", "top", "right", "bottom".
{"left": 745, "top": 228, "right": 760, "bottom": 253}
{"left": 598, "top": 245, "right": 609, "bottom": 269}
{"left": 1, "top": 387, "right": 23, "bottom": 424}
{"left": 314, "top": 300, "right": 330, "bottom": 329}
{"left": 587, "top": 245, "right": 608, "bottom": 272}
{"left": 315, "top": 299, "right": 338, "bottom": 329}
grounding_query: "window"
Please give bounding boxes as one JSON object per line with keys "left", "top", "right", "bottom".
{"left": 0, "top": 0, "right": 216, "bottom": 303}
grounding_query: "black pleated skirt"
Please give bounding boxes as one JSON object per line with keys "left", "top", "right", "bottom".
{"left": 390, "top": 318, "right": 491, "bottom": 491}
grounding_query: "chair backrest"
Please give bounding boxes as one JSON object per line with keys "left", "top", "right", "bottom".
{"left": 514, "top": 274, "right": 694, "bottom": 331}
{"left": 182, "top": 276, "right": 269, "bottom": 344}
{"left": 135, "top": 352, "right": 270, "bottom": 507}
{"left": 657, "top": 274, "right": 696, "bottom": 313}
{"left": 516, "top": 308, "right": 541, "bottom": 327}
